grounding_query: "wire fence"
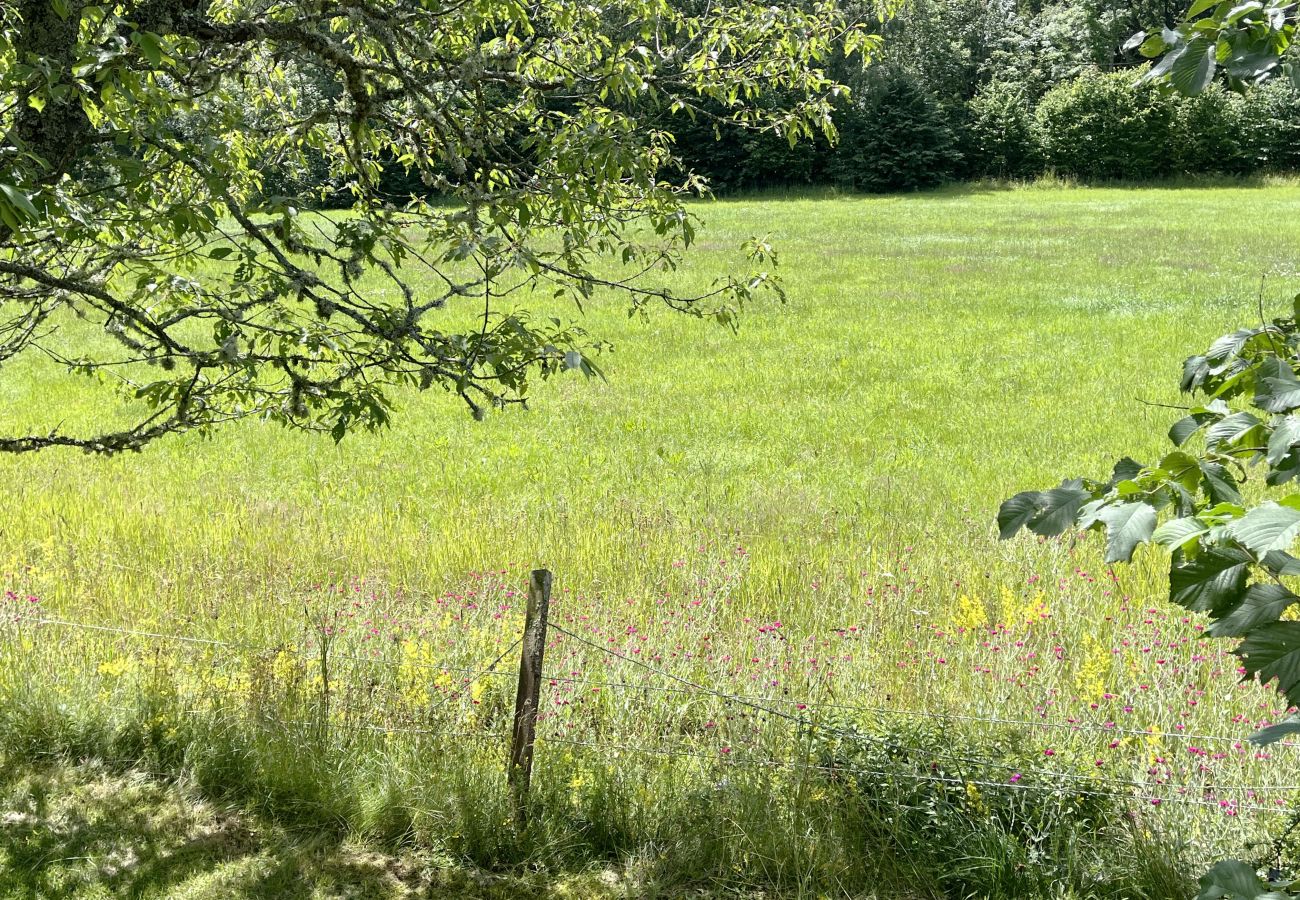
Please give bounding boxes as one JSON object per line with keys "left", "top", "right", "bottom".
{"left": 5, "top": 608, "right": 1299, "bottom": 822}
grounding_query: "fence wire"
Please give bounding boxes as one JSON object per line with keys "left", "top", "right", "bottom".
{"left": 6, "top": 611, "right": 1299, "bottom": 819}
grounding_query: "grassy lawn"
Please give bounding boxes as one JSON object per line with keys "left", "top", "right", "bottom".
{"left": 3, "top": 183, "right": 1300, "bottom": 897}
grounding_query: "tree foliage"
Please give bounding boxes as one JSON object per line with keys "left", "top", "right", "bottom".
{"left": 0, "top": 0, "right": 884, "bottom": 452}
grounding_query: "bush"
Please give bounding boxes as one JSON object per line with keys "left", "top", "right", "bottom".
{"left": 1034, "top": 67, "right": 1177, "bottom": 180}
{"left": 1171, "top": 85, "right": 1253, "bottom": 175}
{"left": 1245, "top": 80, "right": 1300, "bottom": 173}
{"left": 829, "top": 72, "right": 960, "bottom": 192}
{"left": 967, "top": 80, "right": 1041, "bottom": 179}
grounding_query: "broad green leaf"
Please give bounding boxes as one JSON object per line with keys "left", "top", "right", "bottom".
{"left": 1207, "top": 583, "right": 1300, "bottom": 637}
{"left": 0, "top": 183, "right": 38, "bottom": 221}
{"left": 1027, "top": 480, "right": 1091, "bottom": 537}
{"left": 1158, "top": 450, "right": 1203, "bottom": 490}
{"left": 998, "top": 491, "right": 1042, "bottom": 540}
{"left": 135, "top": 31, "right": 164, "bottom": 67}
{"left": 1196, "top": 859, "right": 1279, "bottom": 900}
{"left": 1223, "top": 1, "right": 1265, "bottom": 24}
{"left": 1109, "top": 457, "right": 1144, "bottom": 484}
{"left": 1235, "top": 621, "right": 1300, "bottom": 712}
{"left": 1148, "top": 42, "right": 1188, "bottom": 81}
{"left": 1169, "top": 414, "right": 1204, "bottom": 446}
{"left": 1206, "top": 327, "right": 1261, "bottom": 362}
{"left": 1250, "top": 716, "right": 1300, "bottom": 745}
{"left": 1226, "top": 500, "right": 1300, "bottom": 554}
{"left": 1268, "top": 415, "right": 1300, "bottom": 465}
{"left": 1170, "top": 547, "right": 1251, "bottom": 614}
{"left": 1254, "top": 356, "right": 1300, "bottom": 413}
{"left": 1262, "top": 550, "right": 1300, "bottom": 576}
{"left": 1097, "top": 502, "right": 1156, "bottom": 563}
{"left": 1205, "top": 411, "right": 1259, "bottom": 448}
{"left": 1183, "top": 355, "right": 1211, "bottom": 392}
{"left": 1200, "top": 461, "right": 1242, "bottom": 505}
{"left": 1152, "top": 516, "right": 1209, "bottom": 550}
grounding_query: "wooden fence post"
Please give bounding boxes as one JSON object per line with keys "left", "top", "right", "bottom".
{"left": 508, "top": 568, "right": 552, "bottom": 826}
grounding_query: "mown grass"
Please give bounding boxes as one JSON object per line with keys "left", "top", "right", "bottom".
{"left": 4, "top": 183, "right": 1300, "bottom": 896}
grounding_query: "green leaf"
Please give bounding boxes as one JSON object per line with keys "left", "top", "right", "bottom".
{"left": 1152, "top": 516, "right": 1209, "bottom": 550}
{"left": 1123, "top": 30, "right": 1148, "bottom": 53}
{"left": 1170, "top": 414, "right": 1209, "bottom": 446}
{"left": 1196, "top": 859, "right": 1276, "bottom": 900}
{"left": 208, "top": 247, "right": 234, "bottom": 260}
{"left": 1262, "top": 550, "right": 1300, "bottom": 576}
{"left": 1200, "top": 461, "right": 1242, "bottom": 505}
{"left": 1148, "top": 42, "right": 1188, "bottom": 81}
{"left": 134, "top": 31, "right": 164, "bottom": 67}
{"left": 1249, "top": 715, "right": 1300, "bottom": 745}
{"left": 1097, "top": 502, "right": 1156, "bottom": 563}
{"left": 1226, "top": 500, "right": 1300, "bottom": 555}
{"left": 1188, "top": 0, "right": 1221, "bottom": 13}
{"left": 1205, "top": 411, "right": 1259, "bottom": 448}
{"left": 1109, "top": 457, "right": 1144, "bottom": 484}
{"left": 1254, "top": 356, "right": 1300, "bottom": 413}
{"left": 1027, "top": 480, "right": 1091, "bottom": 537}
{"left": 1158, "top": 450, "right": 1203, "bottom": 490}
{"left": 1235, "top": 621, "right": 1300, "bottom": 712}
{"left": 1206, "top": 327, "right": 1261, "bottom": 362}
{"left": 0, "top": 183, "right": 39, "bottom": 221}
{"left": 1207, "top": 583, "right": 1300, "bottom": 637}
{"left": 1267, "top": 415, "right": 1300, "bottom": 465}
{"left": 1183, "top": 355, "right": 1211, "bottom": 392}
{"left": 1223, "top": 1, "right": 1265, "bottom": 25}
{"left": 1170, "top": 547, "right": 1251, "bottom": 614}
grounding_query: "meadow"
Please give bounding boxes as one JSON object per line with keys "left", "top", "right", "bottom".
{"left": 3, "top": 183, "right": 1300, "bottom": 898}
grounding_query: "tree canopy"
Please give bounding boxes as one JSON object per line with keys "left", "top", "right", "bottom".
{"left": 0, "top": 0, "right": 882, "bottom": 453}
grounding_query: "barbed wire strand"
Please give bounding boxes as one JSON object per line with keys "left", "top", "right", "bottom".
{"left": 14, "top": 614, "right": 519, "bottom": 681}
{"left": 12, "top": 614, "right": 1300, "bottom": 800}
{"left": 548, "top": 624, "right": 1300, "bottom": 794}
{"left": 539, "top": 735, "right": 1286, "bottom": 816}
{"left": 17, "top": 613, "right": 1285, "bottom": 747}
{"left": 541, "top": 667, "right": 1281, "bottom": 747}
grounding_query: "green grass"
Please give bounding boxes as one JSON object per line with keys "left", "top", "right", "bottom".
{"left": 3, "top": 183, "right": 1300, "bottom": 896}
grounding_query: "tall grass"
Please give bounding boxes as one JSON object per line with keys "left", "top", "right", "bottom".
{"left": 3, "top": 184, "right": 1300, "bottom": 895}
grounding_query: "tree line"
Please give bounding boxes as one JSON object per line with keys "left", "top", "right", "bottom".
{"left": 672, "top": 0, "right": 1300, "bottom": 192}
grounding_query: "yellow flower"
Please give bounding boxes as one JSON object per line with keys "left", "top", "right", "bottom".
{"left": 1073, "top": 635, "right": 1110, "bottom": 700}
{"left": 98, "top": 656, "right": 136, "bottom": 678}
{"left": 953, "top": 594, "right": 988, "bottom": 631}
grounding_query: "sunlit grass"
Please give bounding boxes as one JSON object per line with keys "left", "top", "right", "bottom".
{"left": 3, "top": 183, "right": 1300, "bottom": 895}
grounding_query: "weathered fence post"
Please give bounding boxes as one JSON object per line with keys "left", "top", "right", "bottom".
{"left": 508, "top": 568, "right": 552, "bottom": 826}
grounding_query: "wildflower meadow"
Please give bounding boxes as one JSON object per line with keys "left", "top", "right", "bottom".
{"left": 4, "top": 185, "right": 1300, "bottom": 896}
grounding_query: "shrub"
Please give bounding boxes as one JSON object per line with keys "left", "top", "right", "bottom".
{"left": 1244, "top": 79, "right": 1300, "bottom": 173}
{"left": 1034, "top": 67, "right": 1177, "bottom": 180}
{"left": 967, "top": 80, "right": 1041, "bottom": 179}
{"left": 1171, "top": 85, "right": 1254, "bottom": 175}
